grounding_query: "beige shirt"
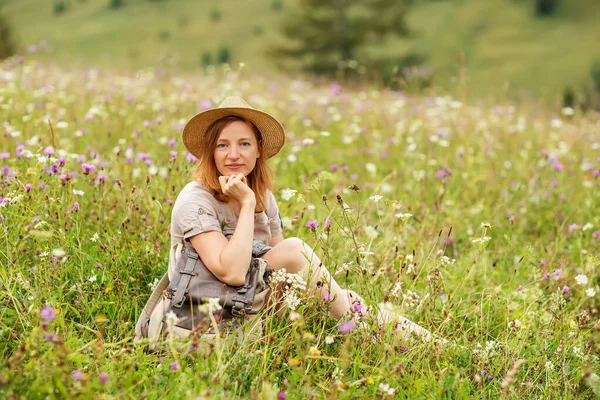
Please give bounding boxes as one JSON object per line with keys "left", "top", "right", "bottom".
{"left": 168, "top": 181, "right": 282, "bottom": 280}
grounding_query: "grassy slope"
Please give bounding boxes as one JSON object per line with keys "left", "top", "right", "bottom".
{"left": 3, "top": 0, "right": 600, "bottom": 99}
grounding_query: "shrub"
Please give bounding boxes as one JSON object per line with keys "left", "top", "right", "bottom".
{"left": 0, "top": 11, "right": 17, "bottom": 60}
{"left": 562, "top": 86, "right": 575, "bottom": 108}
{"left": 108, "top": 0, "right": 124, "bottom": 9}
{"left": 217, "top": 45, "right": 231, "bottom": 64}
{"left": 535, "top": 0, "right": 559, "bottom": 16}
{"left": 271, "top": 0, "right": 283, "bottom": 12}
{"left": 209, "top": 8, "right": 221, "bottom": 22}
{"left": 53, "top": 1, "right": 69, "bottom": 16}
{"left": 201, "top": 50, "right": 213, "bottom": 68}
{"left": 590, "top": 59, "right": 600, "bottom": 94}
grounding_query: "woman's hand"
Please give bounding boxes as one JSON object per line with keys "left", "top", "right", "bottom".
{"left": 218, "top": 173, "right": 256, "bottom": 208}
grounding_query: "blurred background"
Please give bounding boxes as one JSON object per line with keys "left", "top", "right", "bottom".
{"left": 1, "top": 0, "right": 600, "bottom": 107}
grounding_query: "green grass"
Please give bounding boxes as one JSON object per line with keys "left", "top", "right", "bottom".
{"left": 0, "top": 59, "right": 599, "bottom": 398}
{"left": 3, "top": 0, "right": 600, "bottom": 100}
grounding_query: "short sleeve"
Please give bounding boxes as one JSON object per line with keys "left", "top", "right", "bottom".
{"left": 173, "top": 195, "right": 222, "bottom": 240}
{"left": 266, "top": 190, "right": 283, "bottom": 238}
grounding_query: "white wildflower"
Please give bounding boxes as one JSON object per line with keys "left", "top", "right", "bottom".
{"left": 363, "top": 225, "right": 378, "bottom": 240}
{"left": 481, "top": 221, "right": 492, "bottom": 229}
{"left": 302, "top": 138, "right": 315, "bottom": 146}
{"left": 379, "top": 383, "right": 396, "bottom": 396}
{"left": 52, "top": 249, "right": 66, "bottom": 258}
{"left": 325, "top": 335, "right": 334, "bottom": 344}
{"left": 391, "top": 282, "right": 402, "bottom": 297}
{"left": 440, "top": 256, "right": 456, "bottom": 266}
{"left": 572, "top": 346, "right": 584, "bottom": 358}
{"left": 90, "top": 232, "right": 100, "bottom": 242}
{"left": 369, "top": 194, "right": 383, "bottom": 202}
{"left": 165, "top": 310, "right": 179, "bottom": 329}
{"left": 88, "top": 275, "right": 97, "bottom": 282}
{"left": 281, "top": 216, "right": 293, "bottom": 230}
{"left": 545, "top": 361, "right": 554, "bottom": 370}
{"left": 395, "top": 213, "right": 413, "bottom": 221}
{"left": 586, "top": 288, "right": 596, "bottom": 297}
{"left": 148, "top": 278, "right": 160, "bottom": 291}
{"left": 198, "top": 297, "right": 222, "bottom": 314}
{"left": 365, "top": 163, "right": 376, "bottom": 174}
{"left": 582, "top": 223, "right": 593, "bottom": 231}
{"left": 72, "top": 189, "right": 85, "bottom": 196}
{"left": 280, "top": 188, "right": 297, "bottom": 201}
{"left": 575, "top": 275, "right": 588, "bottom": 285}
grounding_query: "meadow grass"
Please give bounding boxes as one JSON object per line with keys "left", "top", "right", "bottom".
{"left": 3, "top": 0, "right": 600, "bottom": 100}
{"left": 0, "top": 58, "right": 599, "bottom": 398}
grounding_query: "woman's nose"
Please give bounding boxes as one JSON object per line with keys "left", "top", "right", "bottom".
{"left": 228, "top": 146, "right": 240, "bottom": 159}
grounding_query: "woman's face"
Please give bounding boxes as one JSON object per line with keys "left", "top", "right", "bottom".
{"left": 213, "top": 120, "right": 260, "bottom": 177}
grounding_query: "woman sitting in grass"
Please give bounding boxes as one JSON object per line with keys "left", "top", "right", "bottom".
{"left": 140, "top": 96, "right": 434, "bottom": 341}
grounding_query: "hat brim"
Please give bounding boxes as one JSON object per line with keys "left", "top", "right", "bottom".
{"left": 182, "top": 107, "right": 285, "bottom": 159}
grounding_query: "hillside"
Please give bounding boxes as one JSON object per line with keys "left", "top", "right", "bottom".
{"left": 3, "top": 0, "right": 600, "bottom": 99}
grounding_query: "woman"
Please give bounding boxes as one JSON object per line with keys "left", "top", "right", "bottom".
{"left": 137, "top": 96, "right": 433, "bottom": 342}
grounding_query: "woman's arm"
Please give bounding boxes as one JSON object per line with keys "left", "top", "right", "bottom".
{"left": 269, "top": 233, "right": 284, "bottom": 247}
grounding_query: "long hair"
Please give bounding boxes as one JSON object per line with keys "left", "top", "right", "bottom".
{"left": 193, "top": 115, "right": 273, "bottom": 212}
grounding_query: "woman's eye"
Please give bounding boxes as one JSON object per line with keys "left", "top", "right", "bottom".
{"left": 217, "top": 143, "right": 227, "bottom": 148}
{"left": 242, "top": 142, "right": 251, "bottom": 147}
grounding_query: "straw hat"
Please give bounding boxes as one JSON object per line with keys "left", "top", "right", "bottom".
{"left": 182, "top": 96, "right": 286, "bottom": 159}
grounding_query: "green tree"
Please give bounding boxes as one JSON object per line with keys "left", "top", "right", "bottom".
{"left": 272, "top": 0, "right": 410, "bottom": 78}
{"left": 0, "top": 11, "right": 17, "bottom": 60}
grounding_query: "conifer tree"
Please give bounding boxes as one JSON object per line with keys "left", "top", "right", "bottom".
{"left": 273, "top": 0, "right": 409, "bottom": 77}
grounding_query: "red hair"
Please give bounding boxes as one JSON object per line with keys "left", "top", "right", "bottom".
{"left": 193, "top": 115, "right": 273, "bottom": 212}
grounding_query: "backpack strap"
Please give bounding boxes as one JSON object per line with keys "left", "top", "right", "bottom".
{"left": 134, "top": 272, "right": 170, "bottom": 341}
{"left": 167, "top": 245, "right": 199, "bottom": 308}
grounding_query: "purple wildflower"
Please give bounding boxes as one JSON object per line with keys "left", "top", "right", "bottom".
{"left": 200, "top": 100, "right": 213, "bottom": 109}
{"left": 156, "top": 116, "right": 162, "bottom": 124}
{"left": 594, "top": 170, "right": 600, "bottom": 179}
{"left": 399, "top": 345, "right": 408, "bottom": 352}
{"left": 305, "top": 220, "right": 318, "bottom": 231}
{"left": 168, "top": 138, "right": 177, "bottom": 148}
{"left": 562, "top": 285, "right": 569, "bottom": 294}
{"left": 553, "top": 163, "right": 564, "bottom": 172}
{"left": 73, "top": 202, "right": 80, "bottom": 212}
{"left": 186, "top": 153, "right": 198, "bottom": 163}
{"left": 593, "top": 231, "right": 600, "bottom": 238}
{"left": 0, "top": 152, "right": 9, "bottom": 159}
{"left": 170, "top": 151, "right": 177, "bottom": 158}
{"left": 81, "top": 163, "right": 96, "bottom": 173}
{"left": 517, "top": 285, "right": 523, "bottom": 291}
{"left": 543, "top": 273, "right": 551, "bottom": 280}
{"left": 72, "top": 370, "right": 83, "bottom": 381}
{"left": 338, "top": 320, "right": 356, "bottom": 334}
{"left": 44, "top": 147, "right": 55, "bottom": 156}
{"left": 352, "top": 302, "right": 363, "bottom": 313}
{"left": 509, "top": 215, "right": 515, "bottom": 223}
{"left": 143, "top": 120, "right": 151, "bottom": 128}
{"left": 568, "top": 224, "right": 579, "bottom": 233}
{"left": 25, "top": 183, "right": 31, "bottom": 192}
{"left": 277, "top": 391, "right": 287, "bottom": 400}
{"left": 436, "top": 169, "right": 447, "bottom": 178}
{"left": 99, "top": 372, "right": 108, "bottom": 384}
{"left": 323, "top": 294, "right": 334, "bottom": 303}
{"left": 170, "top": 361, "right": 179, "bottom": 371}
{"left": 325, "top": 218, "right": 331, "bottom": 231}
{"left": 44, "top": 333, "right": 57, "bottom": 342}
{"left": 330, "top": 164, "right": 339, "bottom": 171}
{"left": 555, "top": 269, "right": 562, "bottom": 277}
{"left": 41, "top": 305, "right": 56, "bottom": 322}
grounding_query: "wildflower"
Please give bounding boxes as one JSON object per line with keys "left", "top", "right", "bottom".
{"left": 399, "top": 345, "right": 408, "bottom": 352}
{"left": 288, "top": 357, "right": 301, "bottom": 367}
{"left": 73, "top": 189, "right": 85, "bottom": 196}
{"left": 25, "top": 183, "right": 31, "bottom": 192}
{"left": 338, "top": 320, "right": 356, "bottom": 334}
{"left": 90, "top": 233, "right": 100, "bottom": 242}
{"left": 325, "top": 218, "right": 331, "bottom": 231}
{"left": 562, "top": 285, "right": 569, "bottom": 294}
{"left": 303, "top": 331, "right": 315, "bottom": 341}
{"left": 352, "top": 302, "right": 363, "bottom": 313}
{"left": 289, "top": 311, "right": 302, "bottom": 321}
{"left": 543, "top": 273, "right": 551, "bottom": 280}
{"left": 281, "top": 188, "right": 297, "bottom": 201}
{"left": 330, "top": 164, "right": 339, "bottom": 171}
{"left": 582, "top": 223, "right": 593, "bottom": 231}
{"left": 379, "top": 383, "right": 396, "bottom": 396}
{"left": 99, "top": 372, "right": 108, "bottom": 384}
{"left": 586, "top": 288, "right": 596, "bottom": 297}
{"left": 89, "top": 275, "right": 97, "bottom": 283}
{"left": 517, "top": 285, "right": 523, "bottom": 291}
{"left": 554, "top": 269, "right": 562, "bottom": 277}
{"left": 481, "top": 222, "right": 492, "bottom": 229}
{"left": 73, "top": 202, "right": 80, "bottom": 212}
{"left": 277, "top": 391, "right": 287, "bottom": 400}
{"left": 594, "top": 231, "right": 600, "bottom": 239}
{"left": 545, "top": 361, "right": 554, "bottom": 370}
{"left": 325, "top": 335, "right": 334, "bottom": 344}
{"left": 72, "top": 370, "right": 83, "bottom": 381}
{"left": 575, "top": 275, "right": 588, "bottom": 285}
{"left": 323, "top": 294, "right": 334, "bottom": 303}
{"left": 365, "top": 163, "right": 376, "bottom": 174}
{"left": 395, "top": 213, "right": 413, "bottom": 221}
{"left": 369, "top": 194, "right": 383, "bottom": 202}
{"left": 508, "top": 215, "right": 515, "bottom": 222}
{"left": 308, "top": 346, "right": 321, "bottom": 356}
{"left": 44, "top": 333, "right": 57, "bottom": 342}
{"left": 41, "top": 305, "right": 56, "bottom": 322}
{"left": 306, "top": 220, "right": 318, "bottom": 231}
{"left": 169, "top": 361, "right": 179, "bottom": 371}
{"left": 198, "top": 297, "right": 222, "bottom": 314}
{"left": 568, "top": 224, "right": 580, "bottom": 233}
{"left": 81, "top": 163, "right": 96, "bottom": 174}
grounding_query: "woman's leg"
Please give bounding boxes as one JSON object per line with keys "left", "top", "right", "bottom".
{"left": 261, "top": 237, "right": 353, "bottom": 319}
{"left": 261, "top": 238, "right": 433, "bottom": 340}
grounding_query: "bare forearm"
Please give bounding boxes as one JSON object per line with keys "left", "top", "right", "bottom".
{"left": 219, "top": 202, "right": 255, "bottom": 285}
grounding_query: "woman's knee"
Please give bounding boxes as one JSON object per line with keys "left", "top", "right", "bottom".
{"left": 267, "top": 237, "right": 317, "bottom": 273}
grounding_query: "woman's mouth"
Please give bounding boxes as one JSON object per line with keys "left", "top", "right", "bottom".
{"left": 226, "top": 164, "right": 243, "bottom": 169}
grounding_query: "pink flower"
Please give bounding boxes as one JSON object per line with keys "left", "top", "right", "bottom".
{"left": 338, "top": 320, "right": 356, "bottom": 334}
{"left": 562, "top": 285, "right": 569, "bottom": 294}
{"left": 41, "top": 305, "right": 56, "bottom": 322}
{"left": 555, "top": 269, "right": 562, "bottom": 277}
{"left": 277, "top": 391, "right": 287, "bottom": 400}
{"left": 543, "top": 273, "right": 551, "bottom": 280}
{"left": 170, "top": 361, "right": 179, "bottom": 371}
{"left": 99, "top": 372, "right": 108, "bottom": 384}
{"left": 72, "top": 370, "right": 83, "bottom": 381}
{"left": 306, "top": 220, "right": 318, "bottom": 231}
{"left": 508, "top": 215, "right": 515, "bottom": 223}
{"left": 553, "top": 163, "right": 564, "bottom": 172}
{"left": 25, "top": 183, "right": 31, "bottom": 192}
{"left": 330, "top": 164, "right": 339, "bottom": 171}
{"left": 352, "top": 302, "right": 363, "bottom": 313}
{"left": 568, "top": 224, "right": 579, "bottom": 233}
{"left": 323, "top": 294, "right": 334, "bottom": 303}
{"left": 73, "top": 202, "right": 80, "bottom": 212}
{"left": 593, "top": 231, "right": 600, "bottom": 238}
